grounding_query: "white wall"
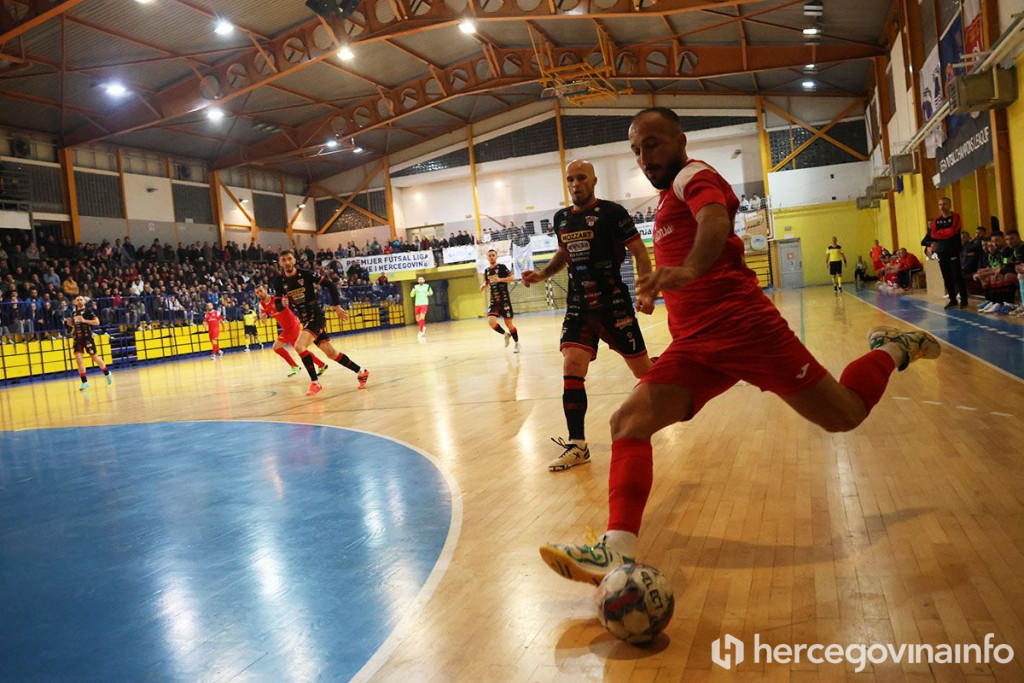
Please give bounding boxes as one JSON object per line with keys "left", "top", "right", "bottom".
{"left": 221, "top": 185, "right": 254, "bottom": 228}
{"left": 767, "top": 161, "right": 873, "bottom": 208}
{"left": 176, "top": 222, "right": 218, "bottom": 245}
{"left": 887, "top": 39, "right": 916, "bottom": 148}
{"left": 257, "top": 231, "right": 291, "bottom": 251}
{"left": 390, "top": 121, "right": 764, "bottom": 231}
{"left": 286, "top": 193, "right": 316, "bottom": 232}
{"left": 80, "top": 217, "right": 128, "bottom": 245}
{"left": 317, "top": 225, "right": 392, "bottom": 252}
{"left": 123, "top": 174, "right": 173, "bottom": 222}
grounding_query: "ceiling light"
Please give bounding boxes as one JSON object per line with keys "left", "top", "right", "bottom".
{"left": 802, "top": 80, "right": 816, "bottom": 89}
{"left": 206, "top": 107, "right": 225, "bottom": 121}
{"left": 803, "top": 0, "right": 823, "bottom": 17}
{"left": 459, "top": 18, "right": 476, "bottom": 34}
{"left": 214, "top": 19, "right": 234, "bottom": 35}
{"left": 326, "top": 139, "right": 339, "bottom": 148}
{"left": 802, "top": 26, "right": 822, "bottom": 35}
{"left": 337, "top": 45, "right": 354, "bottom": 61}
{"left": 353, "top": 146, "right": 364, "bottom": 153}
{"left": 240, "top": 198, "right": 249, "bottom": 203}
{"left": 414, "top": 192, "right": 424, "bottom": 200}
{"left": 804, "top": 63, "right": 815, "bottom": 70}
{"left": 135, "top": 0, "right": 154, "bottom": 4}
{"left": 103, "top": 82, "right": 128, "bottom": 97}
{"left": 298, "top": 203, "right": 306, "bottom": 209}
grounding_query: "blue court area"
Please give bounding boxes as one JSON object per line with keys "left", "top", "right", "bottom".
{"left": 854, "top": 288, "right": 1024, "bottom": 381}
{"left": 0, "top": 422, "right": 455, "bottom": 682}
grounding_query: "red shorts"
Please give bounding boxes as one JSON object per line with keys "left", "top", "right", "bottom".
{"left": 278, "top": 325, "right": 301, "bottom": 346}
{"left": 208, "top": 327, "right": 220, "bottom": 340}
{"left": 415, "top": 305, "right": 428, "bottom": 318}
{"left": 640, "top": 302, "right": 827, "bottom": 418}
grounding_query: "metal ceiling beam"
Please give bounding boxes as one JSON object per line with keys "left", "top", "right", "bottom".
{"left": 0, "top": 0, "right": 88, "bottom": 46}
{"left": 212, "top": 42, "right": 881, "bottom": 170}
{"left": 61, "top": 0, "right": 772, "bottom": 148}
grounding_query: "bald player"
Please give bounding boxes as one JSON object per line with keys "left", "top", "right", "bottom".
{"left": 539, "top": 107, "right": 942, "bottom": 586}
{"left": 523, "top": 160, "right": 655, "bottom": 472}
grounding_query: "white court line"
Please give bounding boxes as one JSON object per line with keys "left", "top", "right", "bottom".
{"left": 849, "top": 296, "right": 1024, "bottom": 386}
{"left": 892, "top": 396, "right": 910, "bottom": 401}
{"left": 957, "top": 405, "right": 978, "bottom": 411}
{"left": 180, "top": 418, "right": 464, "bottom": 683}
{"left": 922, "top": 401, "right": 944, "bottom": 405}
{"left": 991, "top": 412, "right": 1014, "bottom": 418}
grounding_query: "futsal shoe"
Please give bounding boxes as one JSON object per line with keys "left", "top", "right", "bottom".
{"left": 514, "top": 342, "right": 521, "bottom": 353}
{"left": 306, "top": 381, "right": 323, "bottom": 397}
{"left": 504, "top": 331, "right": 511, "bottom": 347}
{"left": 317, "top": 363, "right": 328, "bottom": 377}
{"left": 288, "top": 366, "right": 299, "bottom": 377}
{"left": 357, "top": 369, "right": 369, "bottom": 389}
{"left": 79, "top": 381, "right": 89, "bottom": 391}
{"left": 867, "top": 326, "right": 941, "bottom": 371}
{"left": 106, "top": 374, "right": 113, "bottom": 385}
{"left": 539, "top": 536, "right": 635, "bottom": 586}
{"left": 547, "top": 437, "right": 590, "bottom": 471}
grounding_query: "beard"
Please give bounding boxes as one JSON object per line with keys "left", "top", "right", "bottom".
{"left": 646, "top": 155, "right": 685, "bottom": 190}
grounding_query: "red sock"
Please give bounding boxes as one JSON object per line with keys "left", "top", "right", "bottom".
{"left": 607, "top": 438, "right": 654, "bottom": 535}
{"left": 212, "top": 341, "right": 219, "bottom": 354}
{"left": 839, "top": 349, "right": 896, "bottom": 413}
{"left": 418, "top": 319, "right": 425, "bottom": 332}
{"left": 275, "top": 347, "right": 297, "bottom": 367}
{"left": 312, "top": 355, "right": 325, "bottom": 367}
{"left": 98, "top": 362, "right": 107, "bottom": 372}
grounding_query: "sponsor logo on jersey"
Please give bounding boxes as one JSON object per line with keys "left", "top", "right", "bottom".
{"left": 585, "top": 215, "right": 598, "bottom": 227}
{"left": 653, "top": 223, "right": 675, "bottom": 243}
{"left": 614, "top": 316, "right": 636, "bottom": 329}
{"left": 567, "top": 241, "right": 590, "bottom": 253}
{"left": 561, "top": 229, "right": 595, "bottom": 242}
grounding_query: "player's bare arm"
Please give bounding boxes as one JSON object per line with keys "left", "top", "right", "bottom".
{"left": 627, "top": 238, "right": 655, "bottom": 314}
{"left": 638, "top": 202, "right": 731, "bottom": 298}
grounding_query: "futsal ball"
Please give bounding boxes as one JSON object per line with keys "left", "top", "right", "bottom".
{"left": 595, "top": 563, "right": 674, "bottom": 644}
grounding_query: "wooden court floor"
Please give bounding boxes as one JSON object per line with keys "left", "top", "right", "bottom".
{"left": 2, "top": 287, "right": 1023, "bottom": 681}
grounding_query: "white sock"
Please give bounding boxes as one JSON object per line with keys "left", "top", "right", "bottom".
{"left": 603, "top": 530, "right": 637, "bottom": 557}
{"left": 880, "top": 342, "right": 907, "bottom": 368}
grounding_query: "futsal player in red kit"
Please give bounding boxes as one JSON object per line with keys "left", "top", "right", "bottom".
{"left": 204, "top": 302, "right": 223, "bottom": 359}
{"left": 255, "top": 285, "right": 326, "bottom": 377}
{"left": 540, "top": 107, "right": 942, "bottom": 584}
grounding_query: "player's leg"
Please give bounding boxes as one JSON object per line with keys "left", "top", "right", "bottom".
{"left": 273, "top": 337, "right": 301, "bottom": 375}
{"left": 775, "top": 324, "right": 939, "bottom": 431}
{"left": 548, "top": 344, "right": 595, "bottom": 471}
{"left": 293, "top": 328, "right": 322, "bottom": 392}
{"left": 74, "top": 350, "right": 89, "bottom": 390}
{"left": 503, "top": 316, "right": 519, "bottom": 352}
{"left": 836, "top": 265, "right": 843, "bottom": 292}
{"left": 540, "top": 345, "right": 736, "bottom": 585}
{"left": 415, "top": 305, "right": 427, "bottom": 335}
{"left": 88, "top": 350, "right": 112, "bottom": 384}
{"left": 316, "top": 336, "right": 369, "bottom": 388}
{"left": 487, "top": 312, "right": 509, "bottom": 346}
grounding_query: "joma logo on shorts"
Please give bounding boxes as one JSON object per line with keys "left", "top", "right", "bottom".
{"left": 561, "top": 230, "right": 595, "bottom": 242}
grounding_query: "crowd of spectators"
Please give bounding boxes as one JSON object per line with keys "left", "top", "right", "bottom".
{"left": 0, "top": 228, "right": 399, "bottom": 341}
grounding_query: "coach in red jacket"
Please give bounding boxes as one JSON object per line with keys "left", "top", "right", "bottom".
{"left": 922, "top": 196, "right": 968, "bottom": 309}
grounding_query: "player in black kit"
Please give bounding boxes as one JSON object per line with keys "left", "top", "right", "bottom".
{"left": 66, "top": 295, "right": 112, "bottom": 391}
{"left": 480, "top": 248, "right": 520, "bottom": 353}
{"left": 271, "top": 250, "right": 369, "bottom": 396}
{"left": 522, "top": 160, "right": 655, "bottom": 472}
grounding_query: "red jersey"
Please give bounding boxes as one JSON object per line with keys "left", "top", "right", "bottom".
{"left": 259, "top": 297, "right": 300, "bottom": 331}
{"left": 653, "top": 159, "right": 761, "bottom": 338}
{"left": 204, "top": 309, "right": 222, "bottom": 330}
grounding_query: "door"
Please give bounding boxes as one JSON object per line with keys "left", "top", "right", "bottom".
{"left": 777, "top": 238, "right": 803, "bottom": 289}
